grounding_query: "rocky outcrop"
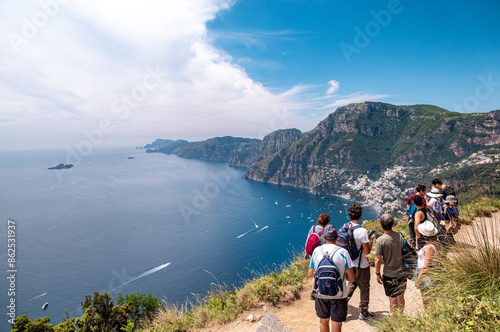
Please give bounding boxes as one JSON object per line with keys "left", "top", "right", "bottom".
{"left": 48, "top": 163, "right": 74, "bottom": 170}
{"left": 227, "top": 129, "right": 303, "bottom": 166}
{"left": 254, "top": 312, "right": 292, "bottom": 332}
{"left": 174, "top": 137, "right": 259, "bottom": 161}
{"left": 143, "top": 138, "right": 173, "bottom": 149}
{"left": 144, "top": 129, "right": 302, "bottom": 166}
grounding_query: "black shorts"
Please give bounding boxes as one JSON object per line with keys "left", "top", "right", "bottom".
{"left": 382, "top": 275, "right": 407, "bottom": 298}
{"left": 315, "top": 298, "right": 348, "bottom": 322}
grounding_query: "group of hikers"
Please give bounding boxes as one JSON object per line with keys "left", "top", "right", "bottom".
{"left": 304, "top": 178, "right": 460, "bottom": 332}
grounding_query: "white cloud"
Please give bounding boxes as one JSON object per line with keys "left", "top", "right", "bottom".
{"left": 0, "top": 0, "right": 391, "bottom": 151}
{"left": 326, "top": 80, "right": 340, "bottom": 95}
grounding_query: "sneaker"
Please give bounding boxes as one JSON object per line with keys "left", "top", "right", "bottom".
{"left": 359, "top": 311, "right": 375, "bottom": 320}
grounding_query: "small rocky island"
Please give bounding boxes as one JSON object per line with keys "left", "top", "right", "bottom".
{"left": 48, "top": 163, "right": 74, "bottom": 170}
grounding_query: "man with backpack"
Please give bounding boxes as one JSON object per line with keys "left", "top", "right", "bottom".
{"left": 308, "top": 224, "right": 355, "bottom": 332}
{"left": 343, "top": 204, "right": 376, "bottom": 320}
{"left": 375, "top": 214, "right": 408, "bottom": 314}
{"left": 427, "top": 188, "right": 444, "bottom": 220}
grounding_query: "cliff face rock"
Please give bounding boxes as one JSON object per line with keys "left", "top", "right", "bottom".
{"left": 144, "top": 129, "right": 302, "bottom": 165}
{"left": 244, "top": 102, "right": 500, "bottom": 195}
{"left": 174, "top": 137, "right": 260, "bottom": 161}
{"left": 144, "top": 139, "right": 173, "bottom": 149}
{"left": 227, "top": 129, "right": 303, "bottom": 166}
{"left": 157, "top": 140, "right": 189, "bottom": 154}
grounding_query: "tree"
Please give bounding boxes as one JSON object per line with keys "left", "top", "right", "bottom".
{"left": 76, "top": 292, "right": 131, "bottom": 332}
{"left": 11, "top": 316, "right": 54, "bottom": 332}
{"left": 116, "top": 292, "right": 162, "bottom": 325}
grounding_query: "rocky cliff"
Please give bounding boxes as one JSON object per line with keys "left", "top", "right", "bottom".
{"left": 244, "top": 102, "right": 500, "bottom": 203}
{"left": 145, "top": 129, "right": 302, "bottom": 166}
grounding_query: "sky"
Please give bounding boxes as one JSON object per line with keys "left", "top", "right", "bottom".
{"left": 1, "top": 0, "right": 499, "bottom": 151}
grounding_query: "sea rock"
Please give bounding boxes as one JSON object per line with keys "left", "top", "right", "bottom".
{"left": 48, "top": 163, "right": 74, "bottom": 170}
{"left": 254, "top": 312, "right": 292, "bottom": 332}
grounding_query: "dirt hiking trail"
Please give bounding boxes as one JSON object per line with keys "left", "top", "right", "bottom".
{"left": 196, "top": 212, "right": 499, "bottom": 332}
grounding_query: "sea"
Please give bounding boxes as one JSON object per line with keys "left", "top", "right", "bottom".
{"left": 0, "top": 148, "right": 378, "bottom": 329}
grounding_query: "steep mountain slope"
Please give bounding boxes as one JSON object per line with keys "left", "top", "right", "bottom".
{"left": 244, "top": 102, "right": 500, "bottom": 198}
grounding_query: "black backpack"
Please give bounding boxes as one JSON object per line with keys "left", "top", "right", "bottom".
{"left": 424, "top": 207, "right": 447, "bottom": 243}
{"left": 441, "top": 186, "right": 456, "bottom": 200}
{"left": 338, "top": 223, "right": 362, "bottom": 266}
{"left": 313, "top": 246, "right": 344, "bottom": 299}
{"left": 400, "top": 233, "right": 418, "bottom": 279}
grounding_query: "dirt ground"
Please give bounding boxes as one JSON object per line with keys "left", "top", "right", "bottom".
{"left": 196, "top": 213, "right": 499, "bottom": 332}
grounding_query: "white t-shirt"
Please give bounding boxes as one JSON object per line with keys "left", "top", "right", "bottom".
{"left": 349, "top": 222, "right": 370, "bottom": 269}
{"left": 310, "top": 244, "right": 353, "bottom": 299}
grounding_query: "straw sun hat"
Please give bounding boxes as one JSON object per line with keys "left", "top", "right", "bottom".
{"left": 426, "top": 188, "right": 443, "bottom": 198}
{"left": 418, "top": 220, "right": 438, "bottom": 237}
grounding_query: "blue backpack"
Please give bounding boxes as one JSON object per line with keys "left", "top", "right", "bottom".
{"left": 408, "top": 199, "right": 418, "bottom": 219}
{"left": 313, "top": 246, "right": 343, "bottom": 299}
{"left": 338, "top": 223, "right": 362, "bottom": 266}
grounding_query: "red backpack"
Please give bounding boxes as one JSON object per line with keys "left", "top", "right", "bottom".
{"left": 305, "top": 225, "right": 324, "bottom": 257}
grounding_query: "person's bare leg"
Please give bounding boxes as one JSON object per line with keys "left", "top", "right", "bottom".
{"left": 320, "top": 318, "right": 330, "bottom": 332}
{"left": 389, "top": 295, "right": 405, "bottom": 314}
{"left": 389, "top": 297, "right": 398, "bottom": 314}
{"left": 396, "top": 294, "right": 405, "bottom": 312}
{"left": 331, "top": 321, "right": 342, "bottom": 332}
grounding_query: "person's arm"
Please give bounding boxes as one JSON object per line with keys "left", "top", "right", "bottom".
{"left": 308, "top": 268, "right": 315, "bottom": 278}
{"left": 414, "top": 211, "right": 424, "bottom": 238}
{"left": 346, "top": 268, "right": 355, "bottom": 282}
{"left": 375, "top": 254, "right": 383, "bottom": 284}
{"left": 362, "top": 241, "right": 373, "bottom": 255}
{"left": 361, "top": 229, "right": 374, "bottom": 255}
{"left": 416, "top": 245, "right": 436, "bottom": 289}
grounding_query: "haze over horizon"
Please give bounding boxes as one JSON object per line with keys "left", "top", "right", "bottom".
{"left": 1, "top": 0, "right": 499, "bottom": 151}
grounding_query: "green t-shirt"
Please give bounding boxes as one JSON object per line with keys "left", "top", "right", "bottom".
{"left": 375, "top": 231, "right": 405, "bottom": 278}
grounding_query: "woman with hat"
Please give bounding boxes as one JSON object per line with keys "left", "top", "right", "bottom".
{"left": 442, "top": 195, "right": 460, "bottom": 244}
{"left": 442, "top": 195, "right": 459, "bottom": 220}
{"left": 426, "top": 188, "right": 444, "bottom": 220}
{"left": 414, "top": 220, "right": 441, "bottom": 306}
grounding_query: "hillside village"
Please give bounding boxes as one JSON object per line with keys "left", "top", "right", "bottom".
{"left": 341, "top": 150, "right": 500, "bottom": 213}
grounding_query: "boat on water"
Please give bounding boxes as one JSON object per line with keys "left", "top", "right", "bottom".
{"left": 42, "top": 302, "right": 48, "bottom": 310}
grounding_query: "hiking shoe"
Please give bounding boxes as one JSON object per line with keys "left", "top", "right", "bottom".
{"left": 359, "top": 311, "right": 375, "bottom": 320}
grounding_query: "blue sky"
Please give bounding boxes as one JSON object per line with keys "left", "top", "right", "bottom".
{"left": 1, "top": 0, "right": 499, "bottom": 150}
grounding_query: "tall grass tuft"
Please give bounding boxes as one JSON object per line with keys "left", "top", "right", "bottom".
{"left": 460, "top": 197, "right": 500, "bottom": 222}
{"left": 431, "top": 218, "right": 500, "bottom": 298}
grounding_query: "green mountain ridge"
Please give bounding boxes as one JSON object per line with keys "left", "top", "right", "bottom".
{"left": 145, "top": 102, "right": 500, "bottom": 211}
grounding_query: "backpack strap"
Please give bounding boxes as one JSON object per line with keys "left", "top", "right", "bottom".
{"left": 319, "top": 245, "right": 342, "bottom": 261}
{"left": 314, "top": 225, "right": 325, "bottom": 236}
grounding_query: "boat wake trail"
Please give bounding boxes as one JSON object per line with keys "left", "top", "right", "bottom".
{"left": 256, "top": 226, "right": 269, "bottom": 233}
{"left": 249, "top": 218, "right": 259, "bottom": 228}
{"left": 111, "top": 262, "right": 171, "bottom": 291}
{"left": 237, "top": 229, "right": 253, "bottom": 238}
{"left": 29, "top": 292, "right": 48, "bottom": 301}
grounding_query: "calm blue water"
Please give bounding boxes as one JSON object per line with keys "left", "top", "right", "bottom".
{"left": 0, "top": 148, "right": 377, "bottom": 329}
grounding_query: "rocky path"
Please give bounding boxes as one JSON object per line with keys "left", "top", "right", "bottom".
{"left": 198, "top": 263, "right": 423, "bottom": 332}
